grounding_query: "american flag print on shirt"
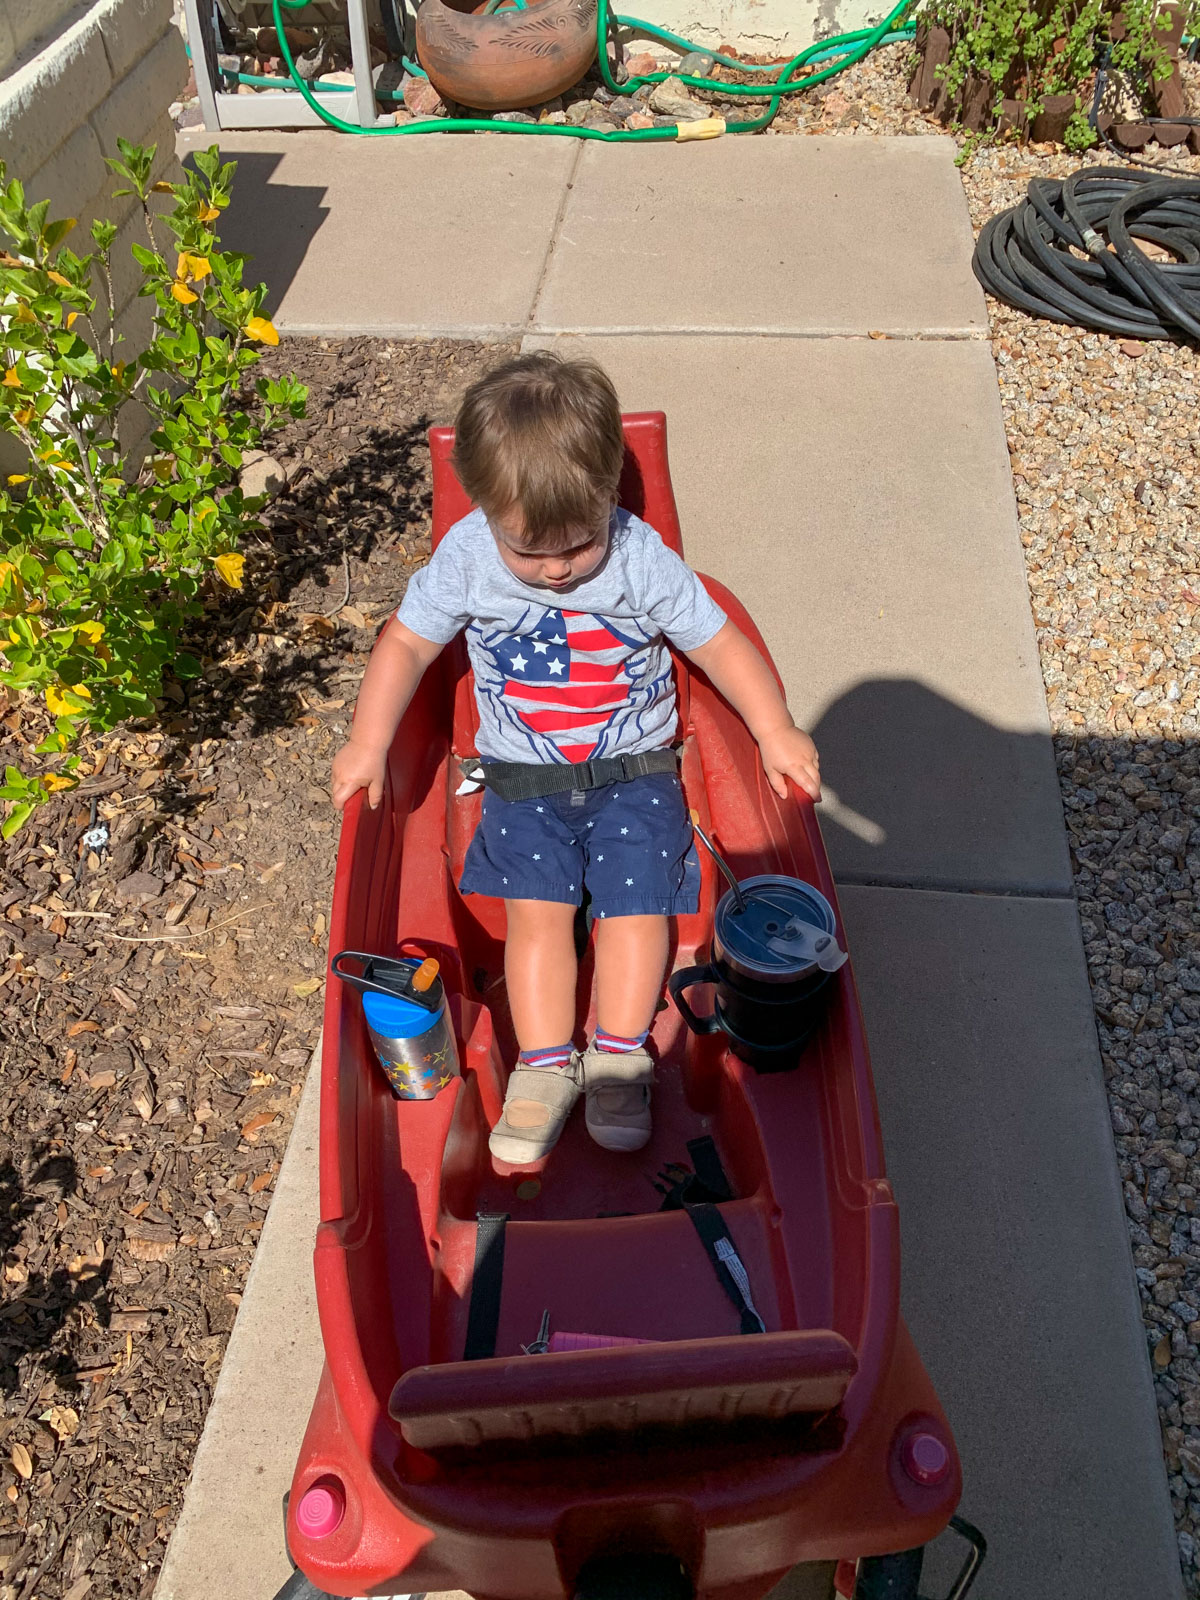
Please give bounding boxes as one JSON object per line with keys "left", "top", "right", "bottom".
{"left": 470, "top": 605, "right": 674, "bottom": 763}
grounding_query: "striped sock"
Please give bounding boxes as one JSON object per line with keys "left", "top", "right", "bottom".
{"left": 594, "top": 1027, "right": 650, "bottom": 1054}
{"left": 518, "top": 1043, "right": 574, "bottom": 1071}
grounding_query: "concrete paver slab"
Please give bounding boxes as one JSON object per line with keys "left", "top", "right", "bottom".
{"left": 534, "top": 139, "right": 987, "bottom": 336}
{"left": 525, "top": 332, "right": 1069, "bottom": 894}
{"left": 155, "top": 1054, "right": 323, "bottom": 1600}
{"left": 176, "top": 131, "right": 578, "bottom": 336}
{"left": 838, "top": 884, "right": 1181, "bottom": 1600}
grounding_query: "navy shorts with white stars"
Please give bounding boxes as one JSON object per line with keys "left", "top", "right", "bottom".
{"left": 459, "top": 769, "right": 700, "bottom": 919}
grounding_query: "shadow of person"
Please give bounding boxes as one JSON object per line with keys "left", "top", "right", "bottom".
{"left": 809, "top": 678, "right": 1071, "bottom": 895}
{"left": 0, "top": 1152, "right": 111, "bottom": 1395}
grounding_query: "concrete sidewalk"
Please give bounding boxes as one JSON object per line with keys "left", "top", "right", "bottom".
{"left": 161, "top": 129, "right": 1179, "bottom": 1600}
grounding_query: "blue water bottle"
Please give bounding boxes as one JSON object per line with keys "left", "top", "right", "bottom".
{"left": 331, "top": 950, "right": 460, "bottom": 1101}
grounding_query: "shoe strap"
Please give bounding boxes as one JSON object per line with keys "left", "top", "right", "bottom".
{"left": 583, "top": 1046, "right": 655, "bottom": 1090}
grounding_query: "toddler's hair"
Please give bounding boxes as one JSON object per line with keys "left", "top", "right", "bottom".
{"left": 452, "top": 352, "right": 624, "bottom": 550}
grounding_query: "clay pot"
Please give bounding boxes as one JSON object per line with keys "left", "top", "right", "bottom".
{"left": 416, "top": 0, "right": 598, "bottom": 112}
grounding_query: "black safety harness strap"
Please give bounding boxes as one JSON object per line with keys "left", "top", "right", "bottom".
{"left": 465, "top": 748, "right": 679, "bottom": 803}
{"left": 683, "top": 1202, "right": 766, "bottom": 1335}
{"left": 463, "top": 1211, "right": 509, "bottom": 1360}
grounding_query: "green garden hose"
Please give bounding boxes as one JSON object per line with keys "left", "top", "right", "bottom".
{"left": 267, "top": 0, "right": 916, "bottom": 139}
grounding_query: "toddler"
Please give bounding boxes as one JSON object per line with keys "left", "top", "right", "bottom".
{"left": 332, "top": 354, "right": 820, "bottom": 1165}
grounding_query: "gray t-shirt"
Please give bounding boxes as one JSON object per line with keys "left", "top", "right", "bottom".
{"left": 397, "top": 507, "right": 727, "bottom": 764}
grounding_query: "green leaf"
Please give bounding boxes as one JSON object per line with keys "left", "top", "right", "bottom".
{"left": 2, "top": 801, "right": 34, "bottom": 839}
{"left": 43, "top": 217, "right": 76, "bottom": 252}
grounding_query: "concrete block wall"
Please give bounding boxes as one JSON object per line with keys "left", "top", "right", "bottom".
{"left": 0, "top": 0, "right": 188, "bottom": 336}
{"left": 0, "top": 0, "right": 189, "bottom": 460}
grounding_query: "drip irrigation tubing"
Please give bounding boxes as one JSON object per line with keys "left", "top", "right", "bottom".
{"left": 260, "top": 0, "right": 916, "bottom": 140}
{"left": 972, "top": 166, "right": 1200, "bottom": 341}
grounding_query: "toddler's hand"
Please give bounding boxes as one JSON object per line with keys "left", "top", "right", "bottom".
{"left": 332, "top": 738, "right": 386, "bottom": 811}
{"left": 757, "top": 724, "right": 821, "bottom": 802}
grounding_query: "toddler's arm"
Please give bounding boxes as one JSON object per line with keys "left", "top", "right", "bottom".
{"left": 331, "top": 622, "right": 445, "bottom": 810}
{"left": 685, "top": 622, "right": 820, "bottom": 801}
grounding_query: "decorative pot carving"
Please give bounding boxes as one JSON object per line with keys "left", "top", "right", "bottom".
{"left": 416, "top": 0, "right": 598, "bottom": 112}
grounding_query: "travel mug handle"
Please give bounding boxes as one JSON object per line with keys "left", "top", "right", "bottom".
{"left": 668, "top": 964, "right": 722, "bottom": 1036}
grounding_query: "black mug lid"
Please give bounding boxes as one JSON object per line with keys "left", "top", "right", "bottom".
{"left": 715, "top": 876, "right": 838, "bottom": 977}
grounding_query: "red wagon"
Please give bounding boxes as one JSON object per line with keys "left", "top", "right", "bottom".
{"left": 284, "top": 415, "right": 985, "bottom": 1600}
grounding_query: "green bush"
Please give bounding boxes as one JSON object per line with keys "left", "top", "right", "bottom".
{"left": 0, "top": 140, "right": 307, "bottom": 837}
{"left": 915, "top": 0, "right": 1198, "bottom": 141}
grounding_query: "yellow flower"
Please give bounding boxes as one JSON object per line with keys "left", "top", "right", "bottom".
{"left": 152, "top": 181, "right": 176, "bottom": 194}
{"left": 0, "top": 561, "right": 21, "bottom": 589}
{"left": 13, "top": 406, "right": 34, "bottom": 425}
{"left": 171, "top": 282, "right": 198, "bottom": 305}
{"left": 198, "top": 202, "right": 220, "bottom": 223}
{"left": 213, "top": 552, "right": 245, "bottom": 589}
{"left": 112, "top": 360, "right": 128, "bottom": 382}
{"left": 175, "top": 251, "right": 211, "bottom": 283}
{"left": 65, "top": 311, "right": 78, "bottom": 329}
{"left": 243, "top": 316, "right": 279, "bottom": 346}
{"left": 37, "top": 448, "right": 73, "bottom": 471}
{"left": 74, "top": 620, "right": 105, "bottom": 644}
{"left": 47, "top": 270, "right": 70, "bottom": 288}
{"left": 1, "top": 369, "right": 19, "bottom": 388}
{"left": 6, "top": 474, "right": 29, "bottom": 486}
{"left": 13, "top": 304, "right": 35, "bottom": 325}
{"left": 45, "top": 682, "right": 90, "bottom": 716}
{"left": 43, "top": 773, "right": 77, "bottom": 793}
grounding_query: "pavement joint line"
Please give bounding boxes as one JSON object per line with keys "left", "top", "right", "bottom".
{"left": 525, "top": 326, "right": 989, "bottom": 341}
{"left": 272, "top": 324, "right": 527, "bottom": 340}
{"left": 832, "top": 876, "right": 1079, "bottom": 902}
{"left": 269, "top": 325, "right": 992, "bottom": 343}
{"left": 526, "top": 140, "right": 585, "bottom": 333}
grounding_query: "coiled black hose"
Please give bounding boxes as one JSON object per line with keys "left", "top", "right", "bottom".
{"left": 972, "top": 166, "right": 1200, "bottom": 340}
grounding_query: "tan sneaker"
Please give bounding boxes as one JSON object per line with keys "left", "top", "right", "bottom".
{"left": 488, "top": 1053, "right": 583, "bottom": 1166}
{"left": 582, "top": 1045, "right": 654, "bottom": 1152}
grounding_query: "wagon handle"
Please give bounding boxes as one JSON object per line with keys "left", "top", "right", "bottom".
{"left": 942, "top": 1517, "right": 987, "bottom": 1600}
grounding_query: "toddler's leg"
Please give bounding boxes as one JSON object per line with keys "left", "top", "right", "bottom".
{"left": 584, "top": 914, "right": 669, "bottom": 1153}
{"left": 489, "top": 898, "right": 583, "bottom": 1166}
{"left": 505, "top": 898, "right": 578, "bottom": 1049}
{"left": 594, "top": 914, "right": 669, "bottom": 1038}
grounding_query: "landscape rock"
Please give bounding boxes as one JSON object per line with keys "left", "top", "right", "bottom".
{"left": 402, "top": 73, "right": 445, "bottom": 118}
{"left": 238, "top": 450, "right": 288, "bottom": 501}
{"left": 648, "top": 75, "right": 710, "bottom": 120}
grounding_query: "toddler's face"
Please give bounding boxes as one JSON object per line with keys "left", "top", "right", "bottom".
{"left": 488, "top": 503, "right": 612, "bottom": 592}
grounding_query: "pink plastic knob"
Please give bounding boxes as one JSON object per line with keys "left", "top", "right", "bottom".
{"left": 296, "top": 1478, "right": 345, "bottom": 1538}
{"left": 900, "top": 1431, "right": 950, "bottom": 1486}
